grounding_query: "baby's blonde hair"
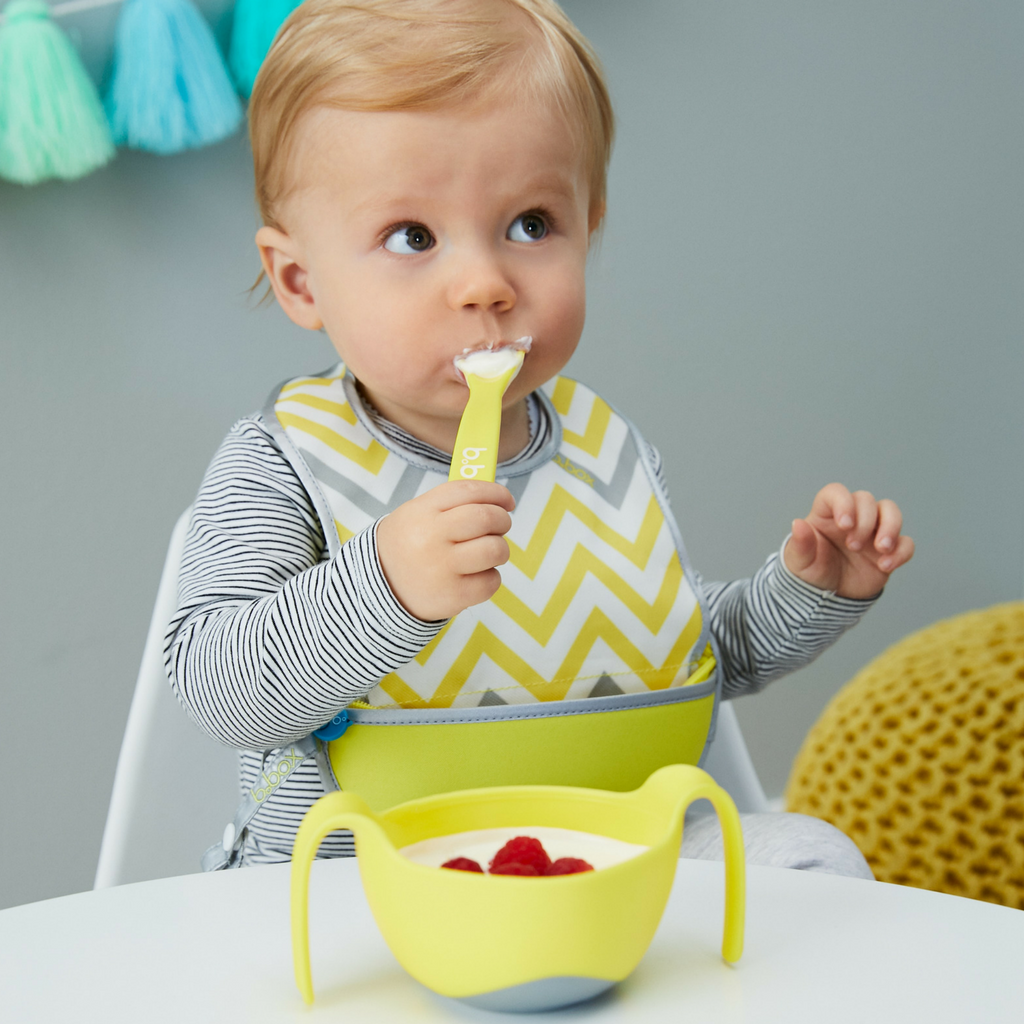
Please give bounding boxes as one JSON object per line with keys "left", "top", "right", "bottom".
{"left": 249, "top": 0, "right": 613, "bottom": 231}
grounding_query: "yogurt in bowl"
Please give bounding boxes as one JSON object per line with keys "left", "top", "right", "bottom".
{"left": 401, "top": 826, "right": 648, "bottom": 872}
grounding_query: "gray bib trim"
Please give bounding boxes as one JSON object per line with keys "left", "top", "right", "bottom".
{"left": 345, "top": 678, "right": 716, "bottom": 727}
{"left": 261, "top": 375, "right": 344, "bottom": 560}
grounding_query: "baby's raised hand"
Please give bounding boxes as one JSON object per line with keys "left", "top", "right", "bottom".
{"left": 375, "top": 481, "right": 516, "bottom": 621}
{"left": 783, "top": 483, "right": 914, "bottom": 599}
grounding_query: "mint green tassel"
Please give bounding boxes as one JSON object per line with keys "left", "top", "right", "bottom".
{"left": 0, "top": 0, "right": 115, "bottom": 185}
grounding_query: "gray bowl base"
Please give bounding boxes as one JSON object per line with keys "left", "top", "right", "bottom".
{"left": 452, "top": 976, "right": 617, "bottom": 1013}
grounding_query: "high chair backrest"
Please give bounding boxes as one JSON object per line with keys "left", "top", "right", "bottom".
{"left": 704, "top": 700, "right": 770, "bottom": 814}
{"left": 94, "top": 507, "right": 768, "bottom": 889}
{"left": 93, "top": 507, "right": 238, "bottom": 889}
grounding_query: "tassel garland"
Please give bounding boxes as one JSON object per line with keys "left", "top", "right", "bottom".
{"left": 105, "top": 0, "right": 243, "bottom": 155}
{"left": 0, "top": 0, "right": 115, "bottom": 185}
{"left": 229, "top": 0, "right": 300, "bottom": 97}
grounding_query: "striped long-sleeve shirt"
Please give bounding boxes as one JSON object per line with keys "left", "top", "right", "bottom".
{"left": 165, "top": 392, "right": 877, "bottom": 863}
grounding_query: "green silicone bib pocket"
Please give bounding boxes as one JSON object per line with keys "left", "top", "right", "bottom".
{"left": 328, "top": 680, "right": 717, "bottom": 812}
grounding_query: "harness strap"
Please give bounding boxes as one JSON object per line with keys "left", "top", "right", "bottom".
{"left": 202, "top": 735, "right": 323, "bottom": 871}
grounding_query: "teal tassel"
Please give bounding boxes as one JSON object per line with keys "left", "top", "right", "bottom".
{"left": 0, "top": 0, "right": 115, "bottom": 185}
{"left": 229, "top": 0, "right": 300, "bottom": 97}
{"left": 106, "top": 0, "right": 243, "bottom": 155}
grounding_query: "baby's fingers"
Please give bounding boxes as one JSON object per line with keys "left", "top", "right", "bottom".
{"left": 873, "top": 499, "right": 903, "bottom": 554}
{"left": 810, "top": 482, "right": 856, "bottom": 529}
{"left": 845, "top": 491, "right": 878, "bottom": 552}
{"left": 786, "top": 517, "right": 819, "bottom": 574}
{"left": 445, "top": 502, "right": 513, "bottom": 542}
{"left": 457, "top": 567, "right": 504, "bottom": 608}
{"left": 452, "top": 535, "right": 511, "bottom": 576}
{"left": 432, "top": 480, "right": 516, "bottom": 513}
{"left": 878, "top": 533, "right": 915, "bottom": 574}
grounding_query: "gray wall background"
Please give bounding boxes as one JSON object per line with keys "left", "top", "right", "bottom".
{"left": 1, "top": 0, "right": 1021, "bottom": 910}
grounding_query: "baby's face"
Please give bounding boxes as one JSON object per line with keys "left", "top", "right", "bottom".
{"left": 267, "top": 94, "right": 593, "bottom": 437}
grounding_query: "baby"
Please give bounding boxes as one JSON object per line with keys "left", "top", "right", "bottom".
{"left": 166, "top": 0, "right": 913, "bottom": 871}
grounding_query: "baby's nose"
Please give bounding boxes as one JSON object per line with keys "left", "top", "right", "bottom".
{"left": 446, "top": 255, "right": 515, "bottom": 313}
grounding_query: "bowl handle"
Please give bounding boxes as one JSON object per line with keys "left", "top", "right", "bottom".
{"left": 291, "top": 790, "right": 381, "bottom": 1004}
{"left": 689, "top": 779, "right": 746, "bottom": 964}
{"left": 642, "top": 765, "right": 746, "bottom": 963}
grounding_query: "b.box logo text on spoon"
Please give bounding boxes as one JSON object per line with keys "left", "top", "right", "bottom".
{"left": 460, "top": 447, "right": 487, "bottom": 478}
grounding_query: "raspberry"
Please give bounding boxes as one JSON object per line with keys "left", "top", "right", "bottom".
{"left": 490, "top": 836, "right": 551, "bottom": 874}
{"left": 545, "top": 857, "right": 594, "bottom": 875}
{"left": 490, "top": 861, "right": 541, "bottom": 876}
{"left": 441, "top": 857, "right": 483, "bottom": 873}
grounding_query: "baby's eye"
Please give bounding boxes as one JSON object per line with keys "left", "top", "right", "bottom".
{"left": 507, "top": 212, "right": 548, "bottom": 243}
{"left": 383, "top": 224, "right": 435, "bottom": 254}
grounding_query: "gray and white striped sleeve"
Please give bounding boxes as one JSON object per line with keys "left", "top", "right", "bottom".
{"left": 644, "top": 442, "right": 878, "bottom": 699}
{"left": 164, "top": 414, "right": 444, "bottom": 751}
{"left": 698, "top": 552, "right": 878, "bottom": 700}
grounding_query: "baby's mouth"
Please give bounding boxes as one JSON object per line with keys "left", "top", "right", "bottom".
{"left": 453, "top": 336, "right": 532, "bottom": 383}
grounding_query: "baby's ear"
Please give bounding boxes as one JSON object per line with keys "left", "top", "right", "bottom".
{"left": 587, "top": 199, "right": 607, "bottom": 238}
{"left": 255, "top": 226, "right": 323, "bottom": 331}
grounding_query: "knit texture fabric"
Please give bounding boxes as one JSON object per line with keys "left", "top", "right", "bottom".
{"left": 786, "top": 602, "right": 1024, "bottom": 908}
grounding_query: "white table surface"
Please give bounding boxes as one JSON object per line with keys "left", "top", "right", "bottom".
{"left": 2, "top": 858, "right": 1021, "bottom": 1023}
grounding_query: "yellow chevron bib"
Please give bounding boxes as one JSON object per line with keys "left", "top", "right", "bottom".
{"left": 265, "top": 364, "right": 713, "bottom": 711}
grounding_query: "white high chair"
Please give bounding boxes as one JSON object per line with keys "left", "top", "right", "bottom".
{"left": 94, "top": 507, "right": 768, "bottom": 889}
{"left": 93, "top": 507, "right": 238, "bottom": 889}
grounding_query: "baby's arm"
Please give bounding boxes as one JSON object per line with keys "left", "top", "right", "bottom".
{"left": 643, "top": 446, "right": 897, "bottom": 699}
{"left": 700, "top": 555, "right": 877, "bottom": 700}
{"left": 165, "top": 416, "right": 446, "bottom": 750}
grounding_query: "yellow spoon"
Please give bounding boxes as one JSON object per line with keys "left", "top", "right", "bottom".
{"left": 449, "top": 340, "right": 530, "bottom": 483}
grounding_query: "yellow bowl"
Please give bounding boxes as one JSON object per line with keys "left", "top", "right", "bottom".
{"left": 291, "top": 764, "right": 744, "bottom": 1012}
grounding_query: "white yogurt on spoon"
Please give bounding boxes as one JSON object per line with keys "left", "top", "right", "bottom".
{"left": 400, "top": 826, "right": 648, "bottom": 872}
{"left": 454, "top": 336, "right": 532, "bottom": 381}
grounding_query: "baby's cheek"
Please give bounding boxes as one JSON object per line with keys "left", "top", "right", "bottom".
{"left": 536, "top": 278, "right": 585, "bottom": 364}
{"left": 546, "top": 265, "right": 587, "bottom": 329}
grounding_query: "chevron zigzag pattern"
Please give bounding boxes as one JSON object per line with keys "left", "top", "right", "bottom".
{"left": 275, "top": 366, "right": 442, "bottom": 542}
{"left": 274, "top": 367, "right": 706, "bottom": 708}
{"left": 374, "top": 604, "right": 705, "bottom": 708}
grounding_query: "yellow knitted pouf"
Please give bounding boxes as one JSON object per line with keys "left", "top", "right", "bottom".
{"left": 785, "top": 602, "right": 1024, "bottom": 908}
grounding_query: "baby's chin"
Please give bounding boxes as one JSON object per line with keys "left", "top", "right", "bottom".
{"left": 364, "top": 384, "right": 469, "bottom": 424}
